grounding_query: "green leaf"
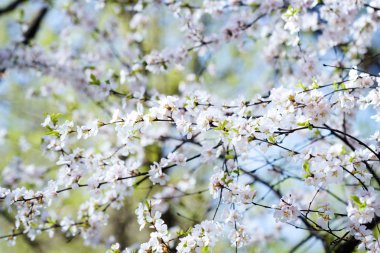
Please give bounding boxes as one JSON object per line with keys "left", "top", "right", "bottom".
{"left": 144, "top": 200, "right": 150, "bottom": 209}
{"left": 332, "top": 81, "right": 346, "bottom": 91}
{"left": 297, "top": 120, "right": 313, "bottom": 130}
{"left": 89, "top": 74, "right": 101, "bottom": 85}
{"left": 297, "top": 120, "right": 310, "bottom": 127}
{"left": 340, "top": 146, "right": 347, "bottom": 155}
{"left": 83, "top": 66, "right": 95, "bottom": 70}
{"left": 221, "top": 174, "right": 233, "bottom": 185}
{"left": 176, "top": 230, "right": 186, "bottom": 236}
{"left": 43, "top": 113, "right": 61, "bottom": 127}
{"left": 332, "top": 81, "right": 339, "bottom": 91}
{"left": 303, "top": 160, "right": 313, "bottom": 178}
{"left": 201, "top": 245, "right": 210, "bottom": 253}
{"left": 225, "top": 154, "right": 234, "bottom": 159}
{"left": 46, "top": 130, "right": 60, "bottom": 137}
{"left": 351, "top": 195, "right": 366, "bottom": 209}
{"left": 46, "top": 217, "right": 56, "bottom": 226}
{"left": 215, "top": 120, "right": 228, "bottom": 131}
{"left": 284, "top": 6, "right": 300, "bottom": 17}
{"left": 267, "top": 135, "right": 276, "bottom": 144}
{"left": 248, "top": 135, "right": 255, "bottom": 142}
{"left": 51, "top": 113, "right": 61, "bottom": 125}
{"left": 311, "top": 77, "right": 319, "bottom": 89}
{"left": 303, "top": 160, "right": 310, "bottom": 173}
{"left": 296, "top": 81, "right": 307, "bottom": 91}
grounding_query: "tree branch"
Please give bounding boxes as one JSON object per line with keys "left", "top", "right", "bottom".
{"left": 0, "top": 0, "right": 26, "bottom": 16}
{"left": 22, "top": 6, "right": 49, "bottom": 45}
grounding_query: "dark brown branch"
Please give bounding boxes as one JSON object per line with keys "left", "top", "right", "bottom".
{"left": 0, "top": 0, "right": 26, "bottom": 16}
{"left": 22, "top": 6, "right": 49, "bottom": 45}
